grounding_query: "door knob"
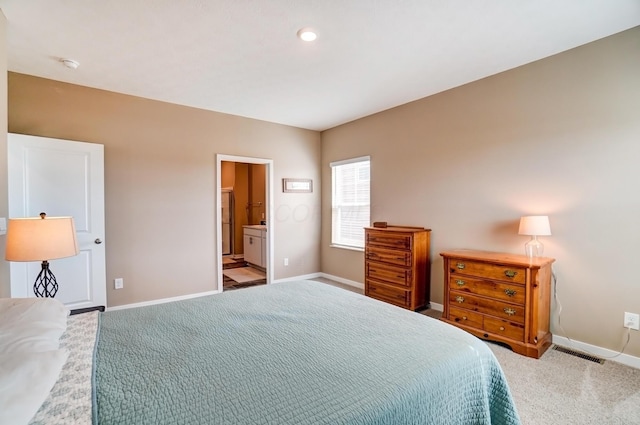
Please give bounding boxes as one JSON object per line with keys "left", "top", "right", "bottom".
{"left": 95, "top": 238, "right": 103, "bottom": 244}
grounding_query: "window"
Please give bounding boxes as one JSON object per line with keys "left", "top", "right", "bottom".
{"left": 330, "top": 156, "right": 370, "bottom": 249}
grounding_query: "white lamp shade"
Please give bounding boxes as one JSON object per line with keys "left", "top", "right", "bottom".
{"left": 5, "top": 216, "right": 79, "bottom": 262}
{"left": 518, "top": 215, "right": 551, "bottom": 236}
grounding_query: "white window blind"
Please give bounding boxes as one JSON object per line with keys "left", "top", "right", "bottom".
{"left": 331, "top": 156, "right": 370, "bottom": 249}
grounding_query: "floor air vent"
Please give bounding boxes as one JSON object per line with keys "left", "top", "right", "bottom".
{"left": 552, "top": 345, "right": 605, "bottom": 364}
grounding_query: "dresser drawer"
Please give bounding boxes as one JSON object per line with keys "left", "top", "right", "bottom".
{"left": 448, "top": 306, "right": 483, "bottom": 329}
{"left": 365, "top": 280, "right": 410, "bottom": 308}
{"left": 449, "top": 259, "right": 525, "bottom": 284}
{"left": 243, "top": 227, "right": 265, "bottom": 238}
{"left": 365, "top": 262, "right": 411, "bottom": 286}
{"left": 366, "top": 246, "right": 411, "bottom": 267}
{"left": 366, "top": 231, "right": 412, "bottom": 250}
{"left": 484, "top": 317, "right": 525, "bottom": 341}
{"left": 449, "top": 292, "right": 525, "bottom": 324}
{"left": 447, "top": 276, "right": 525, "bottom": 305}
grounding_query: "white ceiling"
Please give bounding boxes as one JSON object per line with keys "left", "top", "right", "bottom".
{"left": 0, "top": 1, "right": 638, "bottom": 131}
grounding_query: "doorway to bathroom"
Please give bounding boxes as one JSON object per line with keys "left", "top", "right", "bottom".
{"left": 216, "top": 154, "right": 273, "bottom": 292}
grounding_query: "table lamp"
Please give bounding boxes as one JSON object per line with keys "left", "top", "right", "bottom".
{"left": 5, "top": 213, "right": 79, "bottom": 297}
{"left": 518, "top": 215, "right": 551, "bottom": 258}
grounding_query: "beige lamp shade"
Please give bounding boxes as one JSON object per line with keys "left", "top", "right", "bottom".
{"left": 518, "top": 215, "right": 551, "bottom": 236}
{"left": 5, "top": 216, "right": 79, "bottom": 262}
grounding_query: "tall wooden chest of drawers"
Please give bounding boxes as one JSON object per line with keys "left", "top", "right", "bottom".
{"left": 440, "top": 250, "right": 555, "bottom": 358}
{"left": 364, "top": 226, "right": 431, "bottom": 311}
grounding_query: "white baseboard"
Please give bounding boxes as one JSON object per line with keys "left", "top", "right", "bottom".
{"left": 552, "top": 335, "right": 640, "bottom": 369}
{"left": 429, "top": 302, "right": 443, "bottom": 312}
{"left": 108, "top": 272, "right": 359, "bottom": 311}
{"left": 273, "top": 272, "right": 364, "bottom": 291}
{"left": 107, "top": 290, "right": 220, "bottom": 311}
{"left": 274, "top": 274, "right": 446, "bottom": 312}
{"left": 272, "top": 272, "right": 322, "bottom": 283}
{"left": 317, "top": 273, "right": 364, "bottom": 290}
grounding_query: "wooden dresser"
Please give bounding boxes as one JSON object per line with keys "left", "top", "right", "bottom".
{"left": 364, "top": 226, "right": 431, "bottom": 311}
{"left": 440, "top": 250, "right": 555, "bottom": 358}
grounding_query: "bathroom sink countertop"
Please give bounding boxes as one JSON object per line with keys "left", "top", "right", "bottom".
{"left": 243, "top": 224, "right": 267, "bottom": 231}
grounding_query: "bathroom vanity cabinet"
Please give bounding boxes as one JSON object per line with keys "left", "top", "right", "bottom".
{"left": 243, "top": 225, "right": 266, "bottom": 268}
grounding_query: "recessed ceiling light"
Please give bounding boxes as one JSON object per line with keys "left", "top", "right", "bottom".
{"left": 61, "top": 58, "right": 80, "bottom": 69}
{"left": 297, "top": 28, "right": 317, "bottom": 42}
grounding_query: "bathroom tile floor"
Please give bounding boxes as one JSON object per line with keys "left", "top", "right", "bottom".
{"left": 222, "top": 256, "right": 266, "bottom": 291}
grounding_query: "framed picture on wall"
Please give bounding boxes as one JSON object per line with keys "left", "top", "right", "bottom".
{"left": 282, "top": 178, "right": 313, "bottom": 193}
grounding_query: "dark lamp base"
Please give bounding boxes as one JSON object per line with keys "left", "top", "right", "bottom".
{"left": 34, "top": 260, "right": 59, "bottom": 298}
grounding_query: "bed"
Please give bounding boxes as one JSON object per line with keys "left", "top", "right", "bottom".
{"left": 6, "top": 280, "right": 521, "bottom": 424}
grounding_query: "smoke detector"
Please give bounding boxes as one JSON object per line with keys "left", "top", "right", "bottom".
{"left": 61, "top": 59, "right": 80, "bottom": 69}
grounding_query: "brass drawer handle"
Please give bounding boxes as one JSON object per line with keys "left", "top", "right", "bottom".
{"left": 455, "top": 279, "right": 465, "bottom": 287}
{"left": 499, "top": 326, "right": 505, "bottom": 331}
{"left": 456, "top": 262, "right": 465, "bottom": 270}
{"left": 504, "top": 289, "right": 517, "bottom": 297}
{"left": 503, "top": 307, "right": 516, "bottom": 316}
{"left": 504, "top": 270, "right": 518, "bottom": 278}
{"left": 455, "top": 295, "right": 465, "bottom": 303}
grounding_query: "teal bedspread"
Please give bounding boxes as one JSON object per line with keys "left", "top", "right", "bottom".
{"left": 94, "top": 281, "right": 520, "bottom": 424}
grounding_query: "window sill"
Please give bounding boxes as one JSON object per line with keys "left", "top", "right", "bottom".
{"left": 330, "top": 244, "right": 364, "bottom": 253}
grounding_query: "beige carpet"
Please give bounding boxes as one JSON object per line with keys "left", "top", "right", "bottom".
{"left": 488, "top": 342, "right": 640, "bottom": 424}
{"left": 223, "top": 267, "right": 265, "bottom": 283}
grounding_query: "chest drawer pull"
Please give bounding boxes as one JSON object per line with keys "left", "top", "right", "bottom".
{"left": 455, "top": 295, "right": 465, "bottom": 303}
{"left": 504, "top": 270, "right": 518, "bottom": 278}
{"left": 455, "top": 279, "right": 465, "bottom": 287}
{"left": 499, "top": 326, "right": 505, "bottom": 331}
{"left": 456, "top": 262, "right": 465, "bottom": 270}
{"left": 503, "top": 307, "right": 517, "bottom": 316}
{"left": 504, "top": 288, "right": 517, "bottom": 297}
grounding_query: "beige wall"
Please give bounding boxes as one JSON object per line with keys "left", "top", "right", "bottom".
{"left": 322, "top": 27, "right": 640, "bottom": 357}
{"left": 0, "top": 12, "right": 8, "bottom": 297}
{"left": 7, "top": 73, "right": 321, "bottom": 306}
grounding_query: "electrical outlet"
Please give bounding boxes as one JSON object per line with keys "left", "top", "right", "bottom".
{"left": 624, "top": 312, "right": 639, "bottom": 330}
{"left": 284, "top": 258, "right": 289, "bottom": 266}
{"left": 114, "top": 278, "right": 124, "bottom": 289}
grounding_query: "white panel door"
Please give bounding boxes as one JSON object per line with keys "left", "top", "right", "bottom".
{"left": 8, "top": 133, "right": 106, "bottom": 310}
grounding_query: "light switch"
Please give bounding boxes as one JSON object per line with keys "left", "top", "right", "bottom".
{"left": 0, "top": 217, "right": 6, "bottom": 235}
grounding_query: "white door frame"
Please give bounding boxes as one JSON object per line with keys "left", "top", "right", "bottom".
{"left": 216, "top": 154, "right": 273, "bottom": 292}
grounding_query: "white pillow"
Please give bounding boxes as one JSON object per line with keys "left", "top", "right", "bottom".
{"left": 0, "top": 349, "right": 68, "bottom": 425}
{"left": 0, "top": 298, "right": 68, "bottom": 354}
